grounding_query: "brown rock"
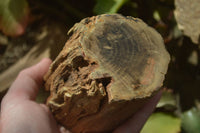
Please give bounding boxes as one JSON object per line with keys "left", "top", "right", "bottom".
{"left": 44, "top": 14, "right": 170, "bottom": 133}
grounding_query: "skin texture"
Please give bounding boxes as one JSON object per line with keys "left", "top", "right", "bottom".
{"left": 0, "top": 58, "right": 162, "bottom": 133}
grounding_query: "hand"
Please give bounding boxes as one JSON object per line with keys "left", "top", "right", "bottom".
{"left": 113, "top": 90, "right": 162, "bottom": 133}
{"left": 0, "top": 58, "right": 162, "bottom": 133}
{"left": 0, "top": 58, "right": 60, "bottom": 133}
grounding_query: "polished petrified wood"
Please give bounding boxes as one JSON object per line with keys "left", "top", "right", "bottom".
{"left": 44, "top": 14, "right": 170, "bottom": 133}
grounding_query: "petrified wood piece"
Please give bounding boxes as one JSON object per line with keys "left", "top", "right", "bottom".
{"left": 44, "top": 14, "right": 170, "bottom": 133}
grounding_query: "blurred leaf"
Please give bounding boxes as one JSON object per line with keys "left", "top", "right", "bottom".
{"left": 172, "top": 25, "right": 183, "bottom": 39}
{"left": 153, "top": 10, "right": 161, "bottom": 22}
{"left": 141, "top": 112, "right": 181, "bottom": 133}
{"left": 188, "top": 50, "right": 198, "bottom": 66}
{"left": 181, "top": 108, "right": 200, "bottom": 133}
{"left": 94, "top": 0, "right": 128, "bottom": 14}
{"left": 195, "top": 100, "right": 200, "bottom": 110}
{"left": 174, "top": 0, "right": 200, "bottom": 44}
{"left": 0, "top": 0, "right": 29, "bottom": 36}
{"left": 157, "top": 90, "right": 177, "bottom": 111}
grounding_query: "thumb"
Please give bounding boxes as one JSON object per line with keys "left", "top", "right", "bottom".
{"left": 2, "top": 58, "right": 52, "bottom": 106}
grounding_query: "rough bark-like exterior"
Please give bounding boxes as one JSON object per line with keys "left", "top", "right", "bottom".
{"left": 44, "top": 14, "right": 170, "bottom": 133}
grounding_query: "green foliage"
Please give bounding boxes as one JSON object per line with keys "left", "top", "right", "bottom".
{"left": 141, "top": 112, "right": 181, "bottom": 133}
{"left": 94, "top": 0, "right": 128, "bottom": 14}
{"left": 0, "top": 0, "right": 29, "bottom": 36}
{"left": 181, "top": 108, "right": 200, "bottom": 133}
{"left": 157, "top": 90, "right": 177, "bottom": 111}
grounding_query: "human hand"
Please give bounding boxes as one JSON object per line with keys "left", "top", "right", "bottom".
{"left": 113, "top": 90, "right": 162, "bottom": 133}
{"left": 0, "top": 58, "right": 162, "bottom": 133}
{"left": 0, "top": 58, "right": 60, "bottom": 133}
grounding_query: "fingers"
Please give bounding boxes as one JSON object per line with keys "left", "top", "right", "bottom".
{"left": 114, "top": 90, "right": 162, "bottom": 133}
{"left": 60, "top": 126, "right": 72, "bottom": 133}
{"left": 2, "top": 58, "right": 52, "bottom": 104}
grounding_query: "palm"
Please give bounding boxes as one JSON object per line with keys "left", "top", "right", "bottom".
{"left": 1, "top": 100, "right": 59, "bottom": 133}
